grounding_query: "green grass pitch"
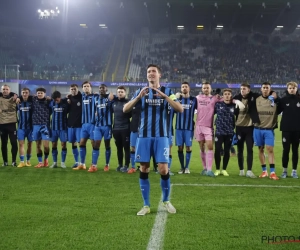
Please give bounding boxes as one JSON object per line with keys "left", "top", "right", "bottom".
{"left": 0, "top": 124, "right": 300, "bottom": 250}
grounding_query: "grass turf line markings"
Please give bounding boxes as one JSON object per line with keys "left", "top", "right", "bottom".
{"left": 172, "top": 183, "right": 300, "bottom": 188}
{"left": 147, "top": 190, "right": 173, "bottom": 250}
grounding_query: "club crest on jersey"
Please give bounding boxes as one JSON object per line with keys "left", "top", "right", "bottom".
{"left": 297, "top": 103, "right": 300, "bottom": 107}
{"left": 77, "top": 102, "right": 81, "bottom": 106}
{"left": 230, "top": 108, "right": 234, "bottom": 112}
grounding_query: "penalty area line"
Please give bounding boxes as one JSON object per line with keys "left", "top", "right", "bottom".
{"left": 172, "top": 183, "right": 300, "bottom": 188}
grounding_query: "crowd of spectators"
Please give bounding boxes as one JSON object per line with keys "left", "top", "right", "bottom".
{"left": 131, "top": 33, "right": 300, "bottom": 84}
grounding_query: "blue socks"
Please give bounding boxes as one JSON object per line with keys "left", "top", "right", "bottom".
{"left": 139, "top": 172, "right": 150, "bottom": 207}
{"left": 37, "top": 153, "right": 43, "bottom": 163}
{"left": 61, "top": 148, "right": 67, "bottom": 163}
{"left": 20, "top": 155, "right": 25, "bottom": 162}
{"left": 178, "top": 151, "right": 184, "bottom": 169}
{"left": 80, "top": 146, "right": 86, "bottom": 164}
{"left": 105, "top": 147, "right": 111, "bottom": 165}
{"left": 26, "top": 154, "right": 31, "bottom": 161}
{"left": 262, "top": 164, "right": 267, "bottom": 172}
{"left": 185, "top": 151, "right": 192, "bottom": 169}
{"left": 130, "top": 151, "right": 136, "bottom": 169}
{"left": 72, "top": 146, "right": 79, "bottom": 162}
{"left": 160, "top": 172, "right": 170, "bottom": 202}
{"left": 92, "top": 148, "right": 100, "bottom": 165}
{"left": 52, "top": 148, "right": 58, "bottom": 162}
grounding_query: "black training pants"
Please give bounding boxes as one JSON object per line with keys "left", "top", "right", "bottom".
{"left": 215, "top": 134, "right": 232, "bottom": 170}
{"left": 0, "top": 123, "right": 18, "bottom": 163}
{"left": 236, "top": 126, "right": 254, "bottom": 171}
{"left": 282, "top": 131, "right": 300, "bottom": 170}
{"left": 113, "top": 129, "right": 130, "bottom": 167}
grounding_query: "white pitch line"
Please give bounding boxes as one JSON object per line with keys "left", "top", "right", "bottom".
{"left": 172, "top": 183, "right": 300, "bottom": 188}
{"left": 147, "top": 190, "right": 172, "bottom": 250}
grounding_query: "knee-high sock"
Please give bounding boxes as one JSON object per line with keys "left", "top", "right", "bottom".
{"left": 37, "top": 153, "right": 43, "bottom": 163}
{"left": 130, "top": 151, "right": 136, "bottom": 169}
{"left": 178, "top": 151, "right": 184, "bottom": 169}
{"left": 206, "top": 150, "right": 214, "bottom": 171}
{"left": 52, "top": 148, "right": 58, "bottom": 162}
{"left": 139, "top": 172, "right": 150, "bottom": 206}
{"left": 185, "top": 151, "right": 192, "bottom": 169}
{"left": 92, "top": 148, "right": 100, "bottom": 165}
{"left": 105, "top": 147, "right": 111, "bottom": 165}
{"left": 80, "top": 146, "right": 86, "bottom": 164}
{"left": 168, "top": 155, "right": 172, "bottom": 170}
{"left": 26, "top": 154, "right": 31, "bottom": 161}
{"left": 160, "top": 172, "right": 171, "bottom": 202}
{"left": 201, "top": 152, "right": 206, "bottom": 170}
{"left": 72, "top": 146, "right": 79, "bottom": 163}
{"left": 61, "top": 148, "right": 67, "bottom": 163}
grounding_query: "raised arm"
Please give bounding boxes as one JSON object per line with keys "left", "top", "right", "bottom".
{"left": 123, "top": 87, "right": 148, "bottom": 113}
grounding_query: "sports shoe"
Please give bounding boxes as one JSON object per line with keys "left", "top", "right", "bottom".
{"left": 127, "top": 168, "right": 136, "bottom": 174}
{"left": 163, "top": 201, "right": 176, "bottom": 214}
{"left": 43, "top": 159, "right": 49, "bottom": 167}
{"left": 25, "top": 161, "right": 31, "bottom": 167}
{"left": 12, "top": 162, "right": 17, "bottom": 167}
{"left": 169, "top": 171, "right": 175, "bottom": 176}
{"left": 259, "top": 171, "right": 268, "bottom": 178}
{"left": 200, "top": 169, "right": 207, "bottom": 175}
{"left": 206, "top": 170, "right": 215, "bottom": 177}
{"left": 184, "top": 168, "right": 190, "bottom": 174}
{"left": 281, "top": 172, "right": 287, "bottom": 178}
{"left": 214, "top": 170, "right": 221, "bottom": 176}
{"left": 61, "top": 163, "right": 67, "bottom": 169}
{"left": 2, "top": 162, "right": 8, "bottom": 167}
{"left": 246, "top": 171, "right": 257, "bottom": 178}
{"left": 88, "top": 165, "right": 98, "bottom": 173}
{"left": 17, "top": 162, "right": 26, "bottom": 168}
{"left": 269, "top": 172, "right": 279, "bottom": 180}
{"left": 116, "top": 166, "right": 122, "bottom": 172}
{"left": 178, "top": 169, "right": 185, "bottom": 174}
{"left": 104, "top": 165, "right": 110, "bottom": 172}
{"left": 34, "top": 163, "right": 44, "bottom": 168}
{"left": 239, "top": 170, "right": 245, "bottom": 176}
{"left": 72, "top": 164, "right": 86, "bottom": 170}
{"left": 137, "top": 206, "right": 150, "bottom": 216}
{"left": 121, "top": 166, "right": 128, "bottom": 173}
{"left": 49, "top": 163, "right": 57, "bottom": 169}
{"left": 221, "top": 170, "right": 229, "bottom": 176}
{"left": 72, "top": 163, "right": 78, "bottom": 169}
{"left": 230, "top": 152, "right": 237, "bottom": 157}
{"left": 291, "top": 171, "right": 299, "bottom": 179}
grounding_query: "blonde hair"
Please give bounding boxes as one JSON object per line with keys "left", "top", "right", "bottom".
{"left": 286, "top": 82, "right": 298, "bottom": 88}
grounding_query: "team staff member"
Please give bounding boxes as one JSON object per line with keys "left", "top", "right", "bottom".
{"left": 0, "top": 84, "right": 18, "bottom": 166}
{"left": 112, "top": 86, "right": 131, "bottom": 173}
{"left": 278, "top": 82, "right": 300, "bottom": 179}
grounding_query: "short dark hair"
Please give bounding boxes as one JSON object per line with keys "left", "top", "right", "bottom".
{"left": 70, "top": 84, "right": 78, "bottom": 88}
{"left": 181, "top": 81, "right": 189, "bottom": 86}
{"left": 203, "top": 82, "right": 211, "bottom": 85}
{"left": 51, "top": 91, "right": 61, "bottom": 99}
{"left": 82, "top": 81, "right": 91, "bottom": 88}
{"left": 117, "top": 86, "right": 126, "bottom": 91}
{"left": 241, "top": 82, "right": 250, "bottom": 88}
{"left": 21, "top": 87, "right": 30, "bottom": 93}
{"left": 36, "top": 87, "right": 46, "bottom": 93}
{"left": 100, "top": 84, "right": 107, "bottom": 88}
{"left": 261, "top": 82, "right": 271, "bottom": 87}
{"left": 147, "top": 64, "right": 162, "bottom": 74}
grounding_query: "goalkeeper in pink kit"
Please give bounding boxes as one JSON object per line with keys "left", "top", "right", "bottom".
{"left": 195, "top": 83, "right": 244, "bottom": 176}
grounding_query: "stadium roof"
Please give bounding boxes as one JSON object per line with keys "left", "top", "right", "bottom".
{"left": 1, "top": 0, "right": 300, "bottom": 34}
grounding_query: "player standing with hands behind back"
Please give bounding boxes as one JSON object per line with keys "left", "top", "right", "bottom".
{"left": 123, "top": 64, "right": 183, "bottom": 216}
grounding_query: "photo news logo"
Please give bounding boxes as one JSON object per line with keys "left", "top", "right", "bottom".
{"left": 262, "top": 236, "right": 300, "bottom": 244}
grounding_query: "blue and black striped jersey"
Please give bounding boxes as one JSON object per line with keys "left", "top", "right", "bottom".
{"left": 82, "top": 94, "right": 97, "bottom": 124}
{"left": 175, "top": 96, "right": 197, "bottom": 131}
{"left": 17, "top": 101, "right": 32, "bottom": 129}
{"left": 50, "top": 99, "right": 69, "bottom": 130}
